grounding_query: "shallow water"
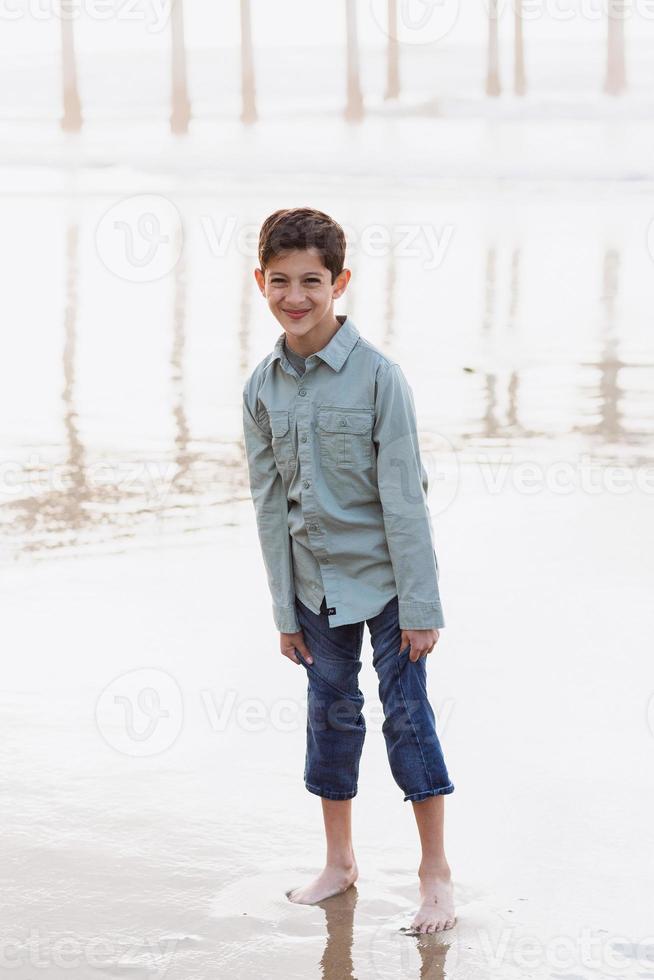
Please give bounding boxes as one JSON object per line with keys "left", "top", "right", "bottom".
{"left": 3, "top": 150, "right": 654, "bottom": 561}
{"left": 2, "top": 91, "right": 654, "bottom": 978}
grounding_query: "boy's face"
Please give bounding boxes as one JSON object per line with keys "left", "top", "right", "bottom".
{"left": 254, "top": 247, "right": 350, "bottom": 339}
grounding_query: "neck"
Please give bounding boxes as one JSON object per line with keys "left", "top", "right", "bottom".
{"left": 285, "top": 313, "right": 345, "bottom": 358}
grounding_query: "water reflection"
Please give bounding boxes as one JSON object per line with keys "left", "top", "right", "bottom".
{"left": 476, "top": 245, "right": 534, "bottom": 442}
{"left": 3, "top": 223, "right": 91, "bottom": 551}
{"left": 315, "top": 885, "right": 451, "bottom": 980}
{"left": 61, "top": 223, "right": 86, "bottom": 524}
{"left": 1, "top": 212, "right": 652, "bottom": 562}
{"left": 170, "top": 225, "right": 192, "bottom": 486}
{"left": 317, "top": 886, "right": 358, "bottom": 980}
{"left": 573, "top": 248, "right": 625, "bottom": 444}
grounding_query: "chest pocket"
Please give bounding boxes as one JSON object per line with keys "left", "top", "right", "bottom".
{"left": 318, "top": 407, "right": 374, "bottom": 468}
{"left": 269, "top": 410, "right": 295, "bottom": 471}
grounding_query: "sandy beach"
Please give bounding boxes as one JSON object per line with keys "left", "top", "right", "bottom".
{"left": 2, "top": 33, "right": 654, "bottom": 979}
{"left": 2, "top": 457, "right": 653, "bottom": 977}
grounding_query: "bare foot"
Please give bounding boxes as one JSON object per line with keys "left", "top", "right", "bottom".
{"left": 409, "top": 865, "right": 456, "bottom": 934}
{"left": 286, "top": 858, "right": 359, "bottom": 904}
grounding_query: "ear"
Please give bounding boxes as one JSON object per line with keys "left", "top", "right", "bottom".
{"left": 254, "top": 267, "right": 266, "bottom": 294}
{"left": 332, "top": 267, "right": 351, "bottom": 299}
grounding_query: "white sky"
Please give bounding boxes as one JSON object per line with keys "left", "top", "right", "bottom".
{"left": 2, "top": 0, "right": 654, "bottom": 54}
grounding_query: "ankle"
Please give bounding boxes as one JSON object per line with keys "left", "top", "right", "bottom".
{"left": 418, "top": 859, "right": 451, "bottom": 880}
{"left": 326, "top": 851, "right": 356, "bottom": 871}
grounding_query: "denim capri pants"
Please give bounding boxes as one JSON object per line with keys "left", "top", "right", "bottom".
{"left": 293, "top": 593, "right": 454, "bottom": 803}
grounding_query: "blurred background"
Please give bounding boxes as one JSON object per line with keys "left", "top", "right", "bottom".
{"left": 2, "top": 3, "right": 654, "bottom": 979}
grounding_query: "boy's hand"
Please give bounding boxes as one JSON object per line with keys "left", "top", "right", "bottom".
{"left": 400, "top": 628, "right": 440, "bottom": 662}
{"left": 280, "top": 630, "right": 314, "bottom": 666}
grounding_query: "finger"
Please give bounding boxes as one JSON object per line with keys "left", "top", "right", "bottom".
{"left": 282, "top": 646, "right": 300, "bottom": 665}
{"left": 297, "top": 642, "right": 313, "bottom": 664}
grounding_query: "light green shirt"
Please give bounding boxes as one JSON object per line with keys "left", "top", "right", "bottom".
{"left": 242, "top": 315, "right": 445, "bottom": 633}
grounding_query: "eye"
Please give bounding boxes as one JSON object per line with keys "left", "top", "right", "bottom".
{"left": 305, "top": 278, "right": 321, "bottom": 284}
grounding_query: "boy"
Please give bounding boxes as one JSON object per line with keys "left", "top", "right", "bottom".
{"left": 242, "top": 207, "right": 455, "bottom": 934}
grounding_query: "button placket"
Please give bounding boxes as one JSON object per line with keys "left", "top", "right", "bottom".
{"left": 293, "top": 375, "right": 340, "bottom": 616}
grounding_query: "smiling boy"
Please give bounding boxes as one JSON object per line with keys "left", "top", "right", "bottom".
{"left": 241, "top": 207, "right": 456, "bottom": 934}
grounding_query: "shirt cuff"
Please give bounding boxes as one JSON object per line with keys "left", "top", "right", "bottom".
{"left": 398, "top": 599, "right": 445, "bottom": 630}
{"left": 273, "top": 602, "right": 300, "bottom": 634}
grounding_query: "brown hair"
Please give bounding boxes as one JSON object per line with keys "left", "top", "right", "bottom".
{"left": 258, "top": 207, "right": 346, "bottom": 284}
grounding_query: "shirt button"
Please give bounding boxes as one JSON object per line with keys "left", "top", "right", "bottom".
{"left": 299, "top": 389, "right": 307, "bottom": 396}
{"left": 303, "top": 480, "right": 310, "bottom": 488}
{"left": 310, "top": 523, "right": 318, "bottom": 531}
{"left": 301, "top": 435, "right": 307, "bottom": 443}
{"left": 339, "top": 418, "right": 347, "bottom": 426}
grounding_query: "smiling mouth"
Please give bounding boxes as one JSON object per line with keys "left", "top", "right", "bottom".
{"left": 283, "top": 309, "right": 311, "bottom": 318}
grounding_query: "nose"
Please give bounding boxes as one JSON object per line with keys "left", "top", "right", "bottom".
{"left": 285, "top": 282, "right": 307, "bottom": 305}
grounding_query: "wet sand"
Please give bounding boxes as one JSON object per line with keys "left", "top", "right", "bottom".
{"left": 2, "top": 75, "right": 654, "bottom": 979}
{"left": 2, "top": 453, "right": 653, "bottom": 977}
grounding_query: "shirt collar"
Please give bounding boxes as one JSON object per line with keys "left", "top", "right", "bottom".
{"left": 271, "top": 315, "right": 360, "bottom": 374}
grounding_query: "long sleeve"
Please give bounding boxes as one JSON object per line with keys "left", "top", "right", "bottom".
{"left": 242, "top": 383, "right": 300, "bottom": 633}
{"left": 373, "top": 363, "right": 445, "bottom": 630}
